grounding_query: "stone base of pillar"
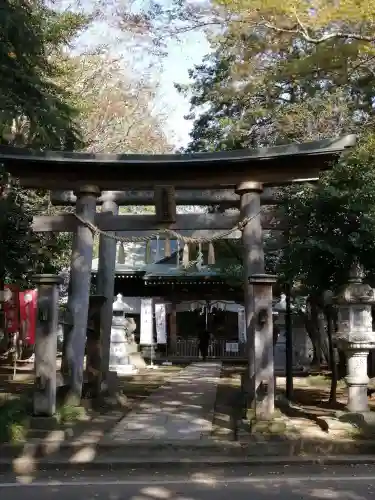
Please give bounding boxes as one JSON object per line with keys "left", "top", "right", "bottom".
{"left": 345, "top": 346, "right": 373, "bottom": 413}
{"left": 64, "top": 392, "right": 82, "bottom": 407}
{"left": 346, "top": 381, "right": 369, "bottom": 413}
{"left": 29, "top": 415, "right": 59, "bottom": 431}
{"left": 254, "top": 382, "right": 276, "bottom": 420}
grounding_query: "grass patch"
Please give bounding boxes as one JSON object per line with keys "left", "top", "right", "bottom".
{"left": 307, "top": 375, "right": 331, "bottom": 386}
{"left": 307, "top": 374, "right": 346, "bottom": 389}
{"left": 0, "top": 395, "right": 88, "bottom": 443}
{"left": 0, "top": 395, "right": 30, "bottom": 443}
{"left": 56, "top": 403, "right": 87, "bottom": 425}
{"left": 0, "top": 366, "right": 185, "bottom": 443}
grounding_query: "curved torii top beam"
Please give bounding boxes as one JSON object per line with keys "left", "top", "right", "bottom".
{"left": 0, "top": 135, "right": 356, "bottom": 190}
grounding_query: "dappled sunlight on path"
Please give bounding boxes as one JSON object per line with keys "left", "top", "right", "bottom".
{"left": 111, "top": 363, "right": 222, "bottom": 442}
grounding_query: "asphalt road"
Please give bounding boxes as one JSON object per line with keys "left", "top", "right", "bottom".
{"left": 0, "top": 464, "right": 375, "bottom": 500}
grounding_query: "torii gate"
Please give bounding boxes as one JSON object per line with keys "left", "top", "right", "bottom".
{"left": 0, "top": 135, "right": 356, "bottom": 418}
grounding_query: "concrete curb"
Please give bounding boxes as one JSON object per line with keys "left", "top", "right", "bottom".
{"left": 1, "top": 434, "right": 375, "bottom": 473}
{"left": 1, "top": 454, "right": 375, "bottom": 473}
{"left": 0, "top": 439, "right": 243, "bottom": 454}
{"left": 2, "top": 437, "right": 375, "bottom": 454}
{"left": 0, "top": 438, "right": 375, "bottom": 472}
{"left": 4, "top": 435, "right": 375, "bottom": 449}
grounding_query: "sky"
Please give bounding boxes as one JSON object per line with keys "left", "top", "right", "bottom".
{"left": 157, "top": 32, "right": 210, "bottom": 147}
{"left": 61, "top": 0, "right": 211, "bottom": 148}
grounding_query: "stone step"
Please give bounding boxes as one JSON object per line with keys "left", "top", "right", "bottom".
{"left": 3, "top": 441, "right": 375, "bottom": 474}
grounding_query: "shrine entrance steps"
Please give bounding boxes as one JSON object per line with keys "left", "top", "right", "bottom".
{"left": 110, "top": 362, "right": 222, "bottom": 443}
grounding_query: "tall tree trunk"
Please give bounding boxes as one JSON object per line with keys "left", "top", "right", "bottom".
{"left": 305, "top": 296, "right": 321, "bottom": 368}
{"left": 305, "top": 294, "right": 329, "bottom": 369}
{"left": 369, "top": 307, "right": 375, "bottom": 379}
{"left": 325, "top": 305, "right": 338, "bottom": 404}
{"left": 285, "top": 285, "right": 293, "bottom": 400}
{"left": 0, "top": 275, "right": 5, "bottom": 353}
{"left": 61, "top": 279, "right": 72, "bottom": 384}
{"left": 331, "top": 310, "right": 346, "bottom": 379}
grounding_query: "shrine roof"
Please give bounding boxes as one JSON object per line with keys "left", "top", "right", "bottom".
{"left": 91, "top": 239, "right": 180, "bottom": 275}
{"left": 92, "top": 261, "right": 223, "bottom": 281}
{"left": 142, "top": 264, "right": 220, "bottom": 280}
{"left": 91, "top": 238, "right": 239, "bottom": 280}
{"left": 0, "top": 135, "right": 356, "bottom": 189}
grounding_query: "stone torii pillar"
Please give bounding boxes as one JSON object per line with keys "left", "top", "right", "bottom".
{"left": 66, "top": 185, "right": 100, "bottom": 405}
{"left": 236, "top": 181, "right": 265, "bottom": 407}
{"left": 96, "top": 191, "right": 119, "bottom": 384}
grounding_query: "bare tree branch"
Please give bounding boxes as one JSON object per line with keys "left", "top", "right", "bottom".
{"left": 63, "top": 55, "right": 171, "bottom": 154}
{"left": 262, "top": 20, "right": 375, "bottom": 44}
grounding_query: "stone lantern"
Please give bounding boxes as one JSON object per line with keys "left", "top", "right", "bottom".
{"left": 109, "top": 294, "right": 138, "bottom": 376}
{"left": 333, "top": 262, "right": 375, "bottom": 413}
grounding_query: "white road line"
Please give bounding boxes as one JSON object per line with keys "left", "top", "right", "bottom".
{"left": 0, "top": 475, "right": 374, "bottom": 488}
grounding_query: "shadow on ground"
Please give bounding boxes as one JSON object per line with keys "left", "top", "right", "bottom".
{"left": 2, "top": 363, "right": 375, "bottom": 484}
{"left": 211, "top": 365, "right": 245, "bottom": 441}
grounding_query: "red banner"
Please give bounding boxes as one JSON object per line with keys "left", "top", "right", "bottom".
{"left": 3, "top": 285, "right": 20, "bottom": 334}
{"left": 19, "top": 290, "right": 37, "bottom": 345}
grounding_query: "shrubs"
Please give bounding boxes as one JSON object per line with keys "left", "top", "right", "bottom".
{"left": 0, "top": 396, "right": 30, "bottom": 443}
{"left": 0, "top": 396, "right": 87, "bottom": 443}
{"left": 56, "top": 403, "right": 87, "bottom": 425}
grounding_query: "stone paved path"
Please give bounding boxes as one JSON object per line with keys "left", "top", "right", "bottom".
{"left": 111, "top": 362, "right": 222, "bottom": 442}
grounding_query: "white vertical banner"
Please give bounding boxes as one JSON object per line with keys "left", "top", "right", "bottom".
{"left": 155, "top": 303, "right": 167, "bottom": 344}
{"left": 140, "top": 298, "right": 153, "bottom": 345}
{"left": 238, "top": 307, "right": 246, "bottom": 343}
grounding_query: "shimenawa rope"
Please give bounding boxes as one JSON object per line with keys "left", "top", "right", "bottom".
{"left": 73, "top": 210, "right": 261, "bottom": 244}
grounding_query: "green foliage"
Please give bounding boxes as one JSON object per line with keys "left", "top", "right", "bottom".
{"left": 0, "top": 171, "right": 72, "bottom": 285}
{"left": 172, "top": 0, "right": 375, "bottom": 294}
{"left": 0, "top": 398, "right": 86, "bottom": 443}
{"left": 39, "top": 6, "right": 90, "bottom": 50}
{"left": 0, "top": 2, "right": 90, "bottom": 285}
{"left": 0, "top": 1, "right": 87, "bottom": 149}
{"left": 0, "top": 170, "right": 33, "bottom": 284}
{"left": 216, "top": 0, "right": 375, "bottom": 45}
{"left": 173, "top": 0, "right": 375, "bottom": 154}
{"left": 56, "top": 403, "right": 86, "bottom": 425}
{"left": 0, "top": 396, "right": 30, "bottom": 443}
{"left": 25, "top": 188, "right": 73, "bottom": 277}
{"left": 278, "top": 142, "right": 375, "bottom": 291}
